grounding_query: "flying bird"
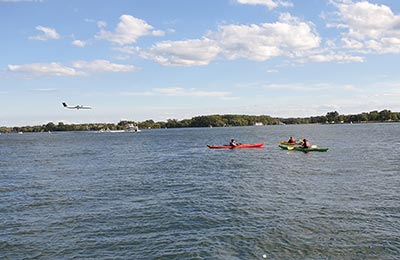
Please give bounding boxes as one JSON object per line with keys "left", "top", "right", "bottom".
{"left": 62, "top": 102, "right": 92, "bottom": 109}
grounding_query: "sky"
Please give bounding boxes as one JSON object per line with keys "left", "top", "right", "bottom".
{"left": 1, "top": 0, "right": 400, "bottom": 126}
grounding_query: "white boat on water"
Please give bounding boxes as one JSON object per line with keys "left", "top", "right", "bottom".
{"left": 99, "top": 124, "right": 141, "bottom": 133}
{"left": 125, "top": 124, "right": 141, "bottom": 132}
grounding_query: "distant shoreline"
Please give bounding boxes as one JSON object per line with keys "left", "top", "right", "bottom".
{"left": 1, "top": 110, "right": 399, "bottom": 133}
{"left": 1, "top": 120, "right": 399, "bottom": 134}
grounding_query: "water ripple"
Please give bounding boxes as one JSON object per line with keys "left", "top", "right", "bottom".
{"left": 1, "top": 125, "right": 400, "bottom": 259}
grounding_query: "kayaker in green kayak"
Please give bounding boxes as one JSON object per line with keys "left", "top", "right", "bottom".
{"left": 287, "top": 136, "right": 296, "bottom": 144}
{"left": 301, "top": 139, "right": 311, "bottom": 148}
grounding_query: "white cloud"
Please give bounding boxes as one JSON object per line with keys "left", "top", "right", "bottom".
{"left": 141, "top": 38, "right": 221, "bottom": 66}
{"left": 333, "top": 0, "right": 400, "bottom": 54}
{"left": 72, "top": 60, "right": 137, "bottom": 72}
{"left": 29, "top": 26, "right": 60, "bottom": 41}
{"left": 8, "top": 62, "right": 79, "bottom": 76}
{"left": 364, "top": 38, "right": 400, "bottom": 54}
{"left": 7, "top": 60, "right": 137, "bottom": 77}
{"left": 97, "top": 21, "right": 107, "bottom": 28}
{"left": 72, "top": 40, "right": 87, "bottom": 47}
{"left": 142, "top": 13, "right": 322, "bottom": 66}
{"left": 236, "top": 0, "right": 293, "bottom": 10}
{"left": 336, "top": 1, "right": 399, "bottom": 39}
{"left": 96, "top": 14, "right": 163, "bottom": 45}
{"left": 152, "top": 30, "right": 165, "bottom": 37}
{"left": 211, "top": 13, "right": 321, "bottom": 61}
{"left": 297, "top": 52, "right": 364, "bottom": 63}
{"left": 341, "top": 37, "right": 364, "bottom": 49}
{"left": 31, "top": 88, "right": 58, "bottom": 92}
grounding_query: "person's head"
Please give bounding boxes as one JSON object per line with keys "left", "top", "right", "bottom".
{"left": 303, "top": 139, "right": 307, "bottom": 142}
{"left": 231, "top": 139, "right": 235, "bottom": 142}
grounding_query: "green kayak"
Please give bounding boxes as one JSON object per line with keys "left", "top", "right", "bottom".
{"left": 279, "top": 145, "right": 329, "bottom": 152}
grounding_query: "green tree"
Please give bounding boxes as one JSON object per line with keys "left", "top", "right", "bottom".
{"left": 45, "top": 122, "right": 56, "bottom": 131}
{"left": 368, "top": 111, "right": 379, "bottom": 121}
{"left": 379, "top": 109, "right": 391, "bottom": 121}
{"left": 166, "top": 119, "right": 180, "bottom": 128}
{"left": 326, "top": 111, "right": 339, "bottom": 123}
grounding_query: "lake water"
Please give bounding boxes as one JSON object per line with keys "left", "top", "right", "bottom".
{"left": 1, "top": 123, "right": 399, "bottom": 259}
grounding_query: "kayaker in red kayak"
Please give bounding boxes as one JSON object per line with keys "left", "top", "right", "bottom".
{"left": 302, "top": 139, "right": 311, "bottom": 148}
{"left": 230, "top": 139, "right": 238, "bottom": 147}
{"left": 208, "top": 142, "right": 264, "bottom": 149}
{"left": 287, "top": 136, "right": 296, "bottom": 144}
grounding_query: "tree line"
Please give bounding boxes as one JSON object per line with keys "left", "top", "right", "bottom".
{"left": 1, "top": 109, "right": 399, "bottom": 133}
{"left": 280, "top": 110, "right": 400, "bottom": 124}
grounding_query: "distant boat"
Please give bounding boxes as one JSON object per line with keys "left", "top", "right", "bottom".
{"left": 99, "top": 124, "right": 141, "bottom": 133}
{"left": 254, "top": 122, "right": 263, "bottom": 126}
{"left": 125, "top": 124, "right": 141, "bottom": 132}
{"left": 99, "top": 128, "right": 111, "bottom": 133}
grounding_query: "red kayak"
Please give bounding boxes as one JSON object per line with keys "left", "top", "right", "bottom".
{"left": 207, "top": 143, "right": 264, "bottom": 149}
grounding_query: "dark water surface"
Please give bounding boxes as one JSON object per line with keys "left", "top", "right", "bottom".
{"left": 1, "top": 124, "right": 399, "bottom": 259}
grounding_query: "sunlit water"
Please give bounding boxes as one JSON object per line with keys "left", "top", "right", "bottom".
{"left": 1, "top": 124, "right": 399, "bottom": 259}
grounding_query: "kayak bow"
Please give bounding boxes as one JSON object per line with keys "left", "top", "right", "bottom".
{"left": 207, "top": 143, "right": 264, "bottom": 149}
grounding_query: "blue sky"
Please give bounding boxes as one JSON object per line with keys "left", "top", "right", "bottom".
{"left": 1, "top": 0, "right": 400, "bottom": 126}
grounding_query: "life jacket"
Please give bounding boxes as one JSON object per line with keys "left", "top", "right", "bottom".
{"left": 288, "top": 137, "right": 296, "bottom": 143}
{"left": 303, "top": 140, "right": 311, "bottom": 148}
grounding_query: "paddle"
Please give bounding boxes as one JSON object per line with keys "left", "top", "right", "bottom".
{"left": 289, "top": 144, "right": 316, "bottom": 150}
